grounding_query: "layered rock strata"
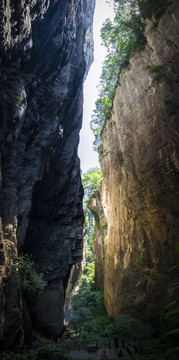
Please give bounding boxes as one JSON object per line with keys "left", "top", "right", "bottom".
{"left": 100, "top": 1, "right": 179, "bottom": 326}
{"left": 0, "top": 0, "right": 95, "bottom": 348}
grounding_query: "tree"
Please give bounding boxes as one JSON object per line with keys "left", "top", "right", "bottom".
{"left": 82, "top": 167, "right": 103, "bottom": 206}
{"left": 90, "top": 0, "right": 169, "bottom": 152}
{"left": 69, "top": 307, "right": 96, "bottom": 335}
{"left": 13, "top": 254, "right": 47, "bottom": 295}
{"left": 82, "top": 167, "right": 103, "bottom": 240}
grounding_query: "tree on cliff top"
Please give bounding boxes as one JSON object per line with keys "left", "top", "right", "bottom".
{"left": 82, "top": 167, "right": 103, "bottom": 207}
{"left": 90, "top": 0, "right": 170, "bottom": 151}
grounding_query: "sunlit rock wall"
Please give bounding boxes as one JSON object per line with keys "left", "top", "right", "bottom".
{"left": 0, "top": 0, "right": 95, "bottom": 348}
{"left": 100, "top": 1, "right": 179, "bottom": 326}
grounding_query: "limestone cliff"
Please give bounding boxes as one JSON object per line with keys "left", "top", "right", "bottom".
{"left": 0, "top": 0, "right": 95, "bottom": 349}
{"left": 99, "top": 0, "right": 179, "bottom": 326}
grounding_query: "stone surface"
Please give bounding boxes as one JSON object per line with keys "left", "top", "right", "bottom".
{"left": 99, "top": 1, "right": 179, "bottom": 326}
{"left": 0, "top": 0, "right": 95, "bottom": 348}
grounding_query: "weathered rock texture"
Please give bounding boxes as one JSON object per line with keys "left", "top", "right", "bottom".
{"left": 100, "top": 1, "right": 179, "bottom": 326}
{"left": 0, "top": 0, "right": 95, "bottom": 348}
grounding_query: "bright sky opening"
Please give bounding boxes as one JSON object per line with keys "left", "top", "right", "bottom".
{"left": 78, "top": 0, "right": 114, "bottom": 174}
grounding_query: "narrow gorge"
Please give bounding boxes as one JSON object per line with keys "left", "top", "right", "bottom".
{"left": 0, "top": 0, "right": 178, "bottom": 354}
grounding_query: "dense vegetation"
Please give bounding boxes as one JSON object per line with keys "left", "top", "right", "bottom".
{"left": 13, "top": 254, "right": 47, "bottom": 294}
{"left": 66, "top": 244, "right": 178, "bottom": 359}
{"left": 68, "top": 242, "right": 114, "bottom": 338}
{"left": 82, "top": 167, "right": 103, "bottom": 206}
{"left": 90, "top": 0, "right": 171, "bottom": 151}
{"left": 67, "top": 168, "right": 112, "bottom": 338}
{"left": 0, "top": 344, "right": 62, "bottom": 360}
{"left": 82, "top": 167, "right": 103, "bottom": 236}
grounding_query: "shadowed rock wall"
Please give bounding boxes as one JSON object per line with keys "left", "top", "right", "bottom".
{"left": 100, "top": 1, "right": 179, "bottom": 326}
{"left": 0, "top": 0, "right": 95, "bottom": 348}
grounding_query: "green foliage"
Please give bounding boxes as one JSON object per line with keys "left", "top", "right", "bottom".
{"left": 14, "top": 254, "right": 47, "bottom": 295}
{"left": 146, "top": 64, "right": 172, "bottom": 84}
{"left": 69, "top": 231, "right": 114, "bottom": 339}
{"left": 71, "top": 289, "right": 97, "bottom": 311}
{"left": 115, "top": 315, "right": 154, "bottom": 341}
{"left": 91, "top": 0, "right": 146, "bottom": 151}
{"left": 0, "top": 63, "right": 24, "bottom": 107}
{"left": 102, "top": 235, "right": 108, "bottom": 263}
{"left": 114, "top": 315, "right": 178, "bottom": 359}
{"left": 89, "top": 208, "right": 100, "bottom": 229}
{"left": 25, "top": 344, "right": 61, "bottom": 360}
{"left": 0, "top": 344, "right": 61, "bottom": 360}
{"left": 69, "top": 166, "right": 112, "bottom": 339}
{"left": 92, "top": 291, "right": 115, "bottom": 337}
{"left": 137, "top": 254, "right": 150, "bottom": 267}
{"left": 82, "top": 167, "right": 103, "bottom": 237}
{"left": 136, "top": 0, "right": 171, "bottom": 20}
{"left": 175, "top": 243, "right": 179, "bottom": 253}
{"left": 82, "top": 167, "right": 103, "bottom": 207}
{"left": 164, "top": 98, "right": 178, "bottom": 120}
{"left": 146, "top": 64, "right": 166, "bottom": 73}
{"left": 78, "top": 239, "right": 95, "bottom": 291}
{"left": 151, "top": 269, "right": 161, "bottom": 280}
{"left": 90, "top": 0, "right": 171, "bottom": 151}
{"left": 0, "top": 351, "right": 21, "bottom": 360}
{"left": 111, "top": 0, "right": 171, "bottom": 20}
{"left": 69, "top": 287, "right": 114, "bottom": 339}
{"left": 85, "top": 234, "right": 95, "bottom": 261}
{"left": 69, "top": 221, "right": 97, "bottom": 337}
{"left": 69, "top": 307, "right": 96, "bottom": 335}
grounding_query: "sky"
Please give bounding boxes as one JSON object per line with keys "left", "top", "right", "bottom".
{"left": 78, "top": 0, "right": 114, "bottom": 174}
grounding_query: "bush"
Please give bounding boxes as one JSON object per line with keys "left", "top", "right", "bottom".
{"left": 69, "top": 307, "right": 96, "bottom": 335}
{"left": 13, "top": 254, "right": 47, "bottom": 295}
{"left": 90, "top": 0, "right": 171, "bottom": 152}
{"left": 0, "top": 345, "right": 61, "bottom": 360}
{"left": 0, "top": 352, "right": 22, "bottom": 360}
{"left": 115, "top": 315, "right": 154, "bottom": 341}
{"left": 71, "top": 289, "right": 97, "bottom": 311}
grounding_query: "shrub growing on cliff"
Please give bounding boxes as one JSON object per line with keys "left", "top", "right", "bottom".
{"left": 82, "top": 167, "right": 103, "bottom": 205}
{"left": 14, "top": 254, "right": 47, "bottom": 295}
{"left": 91, "top": 0, "right": 171, "bottom": 151}
{"left": 90, "top": 0, "right": 146, "bottom": 151}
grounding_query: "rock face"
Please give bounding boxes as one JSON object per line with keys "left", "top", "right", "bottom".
{"left": 99, "top": 1, "right": 179, "bottom": 326}
{"left": 0, "top": 0, "right": 95, "bottom": 349}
